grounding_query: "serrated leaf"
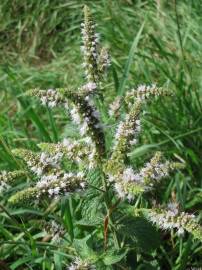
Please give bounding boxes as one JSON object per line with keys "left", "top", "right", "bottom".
{"left": 87, "top": 168, "right": 102, "bottom": 187}
{"left": 119, "top": 216, "right": 160, "bottom": 252}
{"left": 73, "top": 235, "right": 98, "bottom": 262}
{"left": 81, "top": 193, "right": 104, "bottom": 226}
{"left": 103, "top": 249, "right": 128, "bottom": 266}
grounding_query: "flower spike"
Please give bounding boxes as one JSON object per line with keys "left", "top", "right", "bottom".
{"left": 145, "top": 204, "right": 202, "bottom": 241}
{"left": 81, "top": 5, "right": 99, "bottom": 85}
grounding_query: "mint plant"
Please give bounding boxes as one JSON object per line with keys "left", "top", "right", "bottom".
{"left": 1, "top": 6, "right": 202, "bottom": 269}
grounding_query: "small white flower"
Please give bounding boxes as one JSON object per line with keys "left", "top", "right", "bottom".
{"left": 82, "top": 82, "right": 97, "bottom": 93}
{"left": 77, "top": 172, "right": 84, "bottom": 178}
{"left": 108, "top": 174, "right": 115, "bottom": 182}
{"left": 130, "top": 138, "right": 138, "bottom": 145}
{"left": 60, "top": 182, "right": 66, "bottom": 188}
{"left": 84, "top": 136, "right": 92, "bottom": 144}
{"left": 41, "top": 96, "right": 47, "bottom": 105}
{"left": 53, "top": 187, "right": 60, "bottom": 195}
{"left": 47, "top": 88, "right": 54, "bottom": 95}
{"left": 122, "top": 167, "right": 135, "bottom": 182}
{"left": 67, "top": 258, "right": 96, "bottom": 270}
{"left": 39, "top": 152, "right": 62, "bottom": 168}
{"left": 127, "top": 193, "right": 134, "bottom": 201}
{"left": 122, "top": 167, "right": 142, "bottom": 183}
{"left": 80, "top": 121, "right": 89, "bottom": 136}
{"left": 70, "top": 107, "right": 81, "bottom": 125}
{"left": 115, "top": 122, "right": 124, "bottom": 140}
{"left": 177, "top": 227, "right": 185, "bottom": 236}
{"left": 109, "top": 97, "right": 121, "bottom": 117}
{"left": 80, "top": 182, "right": 86, "bottom": 188}
{"left": 48, "top": 189, "right": 54, "bottom": 196}
{"left": 31, "top": 166, "right": 43, "bottom": 176}
{"left": 167, "top": 202, "right": 179, "bottom": 215}
{"left": 49, "top": 101, "right": 57, "bottom": 108}
{"left": 88, "top": 151, "right": 95, "bottom": 161}
{"left": 62, "top": 138, "right": 70, "bottom": 147}
{"left": 114, "top": 183, "right": 125, "bottom": 198}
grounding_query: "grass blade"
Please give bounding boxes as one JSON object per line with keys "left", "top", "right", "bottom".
{"left": 118, "top": 21, "right": 145, "bottom": 96}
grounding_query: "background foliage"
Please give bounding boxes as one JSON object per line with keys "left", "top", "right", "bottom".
{"left": 0, "top": 0, "right": 202, "bottom": 269}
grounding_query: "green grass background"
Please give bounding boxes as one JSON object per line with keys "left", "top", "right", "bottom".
{"left": 0, "top": 0, "right": 202, "bottom": 269}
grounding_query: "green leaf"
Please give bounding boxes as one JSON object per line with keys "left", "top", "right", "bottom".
{"left": 118, "top": 21, "right": 145, "bottom": 96}
{"left": 73, "top": 235, "right": 98, "bottom": 262}
{"left": 76, "top": 218, "right": 101, "bottom": 227}
{"left": 10, "top": 256, "right": 33, "bottom": 270}
{"left": 87, "top": 169, "right": 103, "bottom": 187}
{"left": 54, "top": 253, "right": 62, "bottom": 270}
{"left": 119, "top": 216, "right": 160, "bottom": 252}
{"left": 129, "top": 144, "right": 158, "bottom": 159}
{"left": 47, "top": 107, "right": 59, "bottom": 142}
{"left": 136, "top": 263, "right": 158, "bottom": 270}
{"left": 186, "top": 191, "right": 202, "bottom": 210}
{"left": 103, "top": 249, "right": 128, "bottom": 266}
{"left": 80, "top": 195, "right": 103, "bottom": 226}
{"left": 61, "top": 197, "right": 74, "bottom": 241}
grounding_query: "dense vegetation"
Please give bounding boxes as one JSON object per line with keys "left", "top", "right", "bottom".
{"left": 0, "top": 1, "right": 202, "bottom": 269}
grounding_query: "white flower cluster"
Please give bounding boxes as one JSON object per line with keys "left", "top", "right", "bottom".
{"left": 40, "top": 88, "right": 63, "bottom": 108}
{"left": 68, "top": 258, "right": 96, "bottom": 270}
{"left": 80, "top": 6, "right": 110, "bottom": 86}
{"left": 167, "top": 202, "right": 180, "bottom": 216}
{"left": 139, "top": 160, "right": 170, "bottom": 185}
{"left": 80, "top": 82, "right": 97, "bottom": 94}
{"left": 62, "top": 138, "right": 82, "bottom": 160}
{"left": 27, "top": 152, "right": 63, "bottom": 176}
{"left": 40, "top": 152, "right": 63, "bottom": 168}
{"left": 148, "top": 203, "right": 196, "bottom": 236}
{"left": 112, "top": 154, "right": 173, "bottom": 200}
{"left": 70, "top": 106, "right": 82, "bottom": 125}
{"left": 81, "top": 19, "right": 100, "bottom": 82}
{"left": 0, "top": 172, "right": 11, "bottom": 194}
{"left": 45, "top": 220, "right": 65, "bottom": 243}
{"left": 63, "top": 138, "right": 98, "bottom": 169}
{"left": 70, "top": 105, "right": 91, "bottom": 136}
{"left": 70, "top": 101, "right": 101, "bottom": 141}
{"left": 114, "top": 182, "right": 127, "bottom": 199}
{"left": 114, "top": 167, "right": 143, "bottom": 200}
{"left": 122, "top": 167, "right": 142, "bottom": 183}
{"left": 99, "top": 47, "right": 111, "bottom": 72}
{"left": 136, "top": 84, "right": 159, "bottom": 100}
{"left": 0, "top": 170, "right": 26, "bottom": 195}
{"left": 39, "top": 137, "right": 98, "bottom": 171}
{"left": 109, "top": 96, "right": 121, "bottom": 117}
{"left": 28, "top": 163, "right": 43, "bottom": 176}
{"left": 88, "top": 147, "right": 98, "bottom": 169}
{"left": 115, "top": 117, "right": 141, "bottom": 146}
{"left": 81, "top": 25, "right": 99, "bottom": 56}
{"left": 62, "top": 137, "right": 95, "bottom": 165}
{"left": 0, "top": 170, "right": 8, "bottom": 180}
{"left": 80, "top": 121, "right": 89, "bottom": 136}
{"left": 36, "top": 171, "right": 85, "bottom": 198}
{"left": 125, "top": 84, "right": 167, "bottom": 108}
